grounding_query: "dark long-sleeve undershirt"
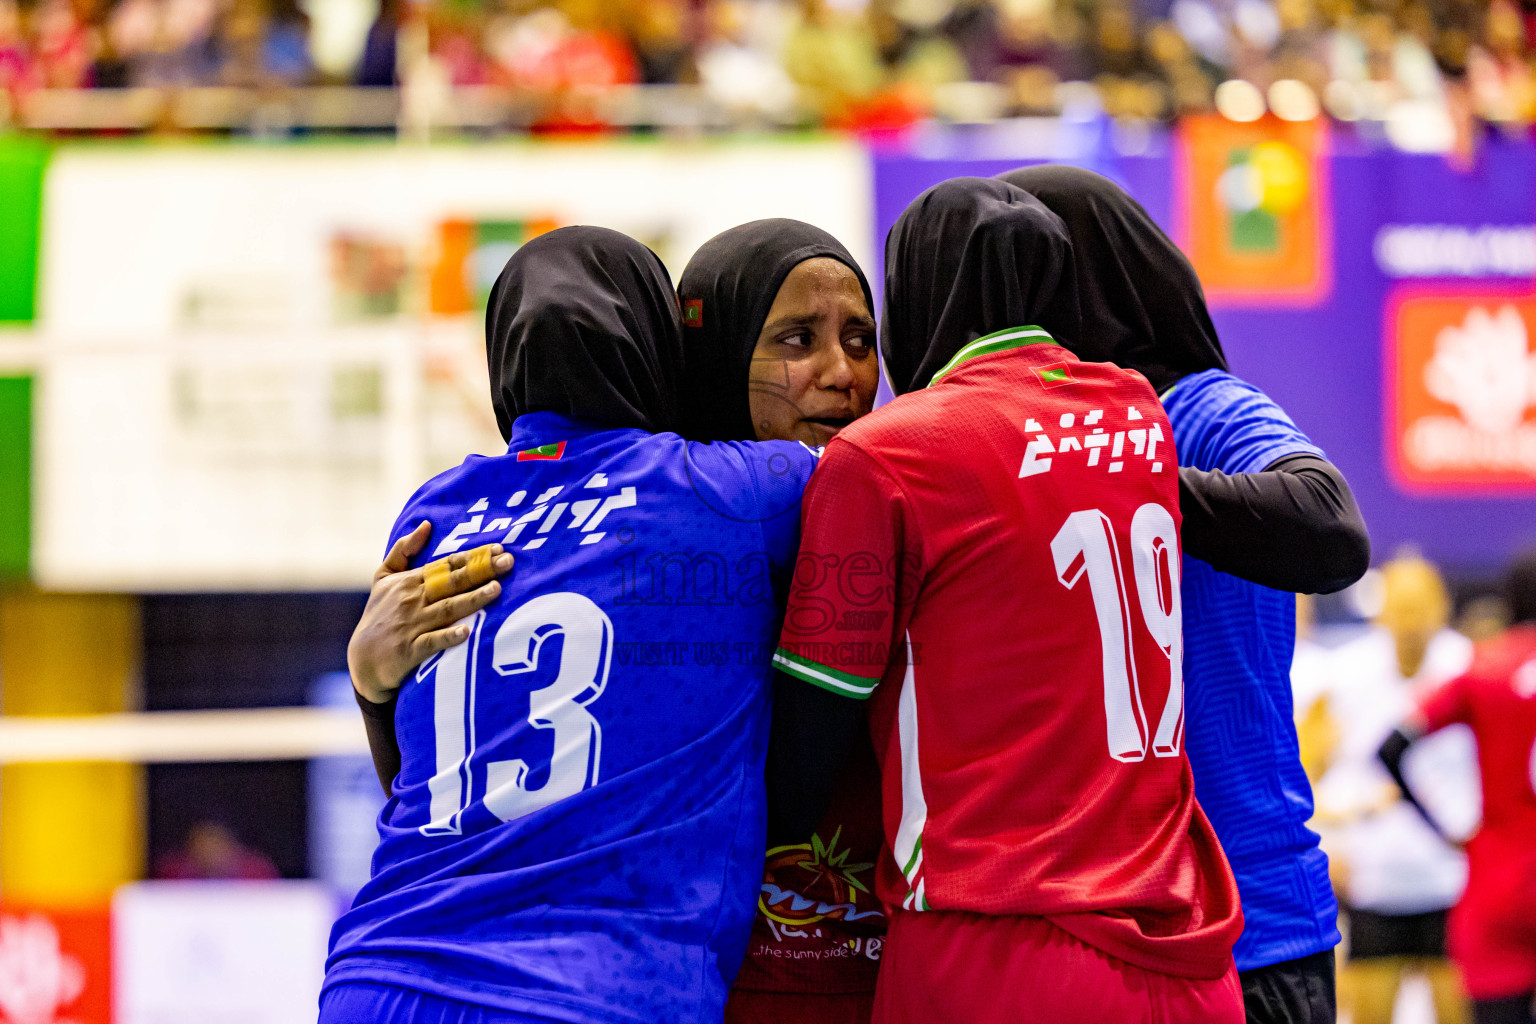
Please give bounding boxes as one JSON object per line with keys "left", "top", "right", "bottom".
{"left": 356, "top": 687, "right": 401, "bottom": 795}
{"left": 1178, "top": 453, "right": 1370, "bottom": 595}
{"left": 765, "top": 673, "right": 867, "bottom": 847}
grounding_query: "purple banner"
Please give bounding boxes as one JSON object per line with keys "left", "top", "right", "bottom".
{"left": 872, "top": 132, "right": 1536, "bottom": 574}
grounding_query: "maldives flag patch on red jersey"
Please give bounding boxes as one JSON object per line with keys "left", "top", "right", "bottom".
{"left": 517, "top": 440, "right": 567, "bottom": 461}
{"left": 682, "top": 298, "right": 703, "bottom": 328}
{"left": 1035, "top": 362, "right": 1075, "bottom": 388}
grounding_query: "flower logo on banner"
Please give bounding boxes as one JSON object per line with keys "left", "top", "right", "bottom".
{"left": 0, "top": 914, "right": 85, "bottom": 1024}
{"left": 1389, "top": 292, "right": 1536, "bottom": 489}
{"left": 1423, "top": 306, "right": 1536, "bottom": 435}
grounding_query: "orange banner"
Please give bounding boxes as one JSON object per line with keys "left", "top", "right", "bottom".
{"left": 1178, "top": 115, "right": 1330, "bottom": 305}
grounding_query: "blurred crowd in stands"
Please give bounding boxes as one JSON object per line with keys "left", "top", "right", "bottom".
{"left": 0, "top": 0, "right": 1532, "bottom": 133}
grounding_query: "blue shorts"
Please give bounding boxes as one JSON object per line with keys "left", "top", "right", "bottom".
{"left": 319, "top": 982, "right": 565, "bottom": 1024}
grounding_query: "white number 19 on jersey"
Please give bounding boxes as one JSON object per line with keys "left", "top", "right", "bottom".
{"left": 1051, "top": 502, "right": 1184, "bottom": 763}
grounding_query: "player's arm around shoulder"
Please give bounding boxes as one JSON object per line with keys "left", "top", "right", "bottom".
{"left": 1168, "top": 374, "right": 1370, "bottom": 594}
{"left": 348, "top": 521, "right": 514, "bottom": 704}
{"left": 347, "top": 522, "right": 514, "bottom": 795}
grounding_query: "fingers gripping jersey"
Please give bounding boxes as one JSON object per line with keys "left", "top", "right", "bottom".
{"left": 775, "top": 336, "right": 1242, "bottom": 980}
{"left": 326, "top": 412, "right": 819, "bottom": 1024}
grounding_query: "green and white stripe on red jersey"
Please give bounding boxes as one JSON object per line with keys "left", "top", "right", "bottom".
{"left": 771, "top": 647, "right": 879, "bottom": 700}
{"left": 893, "top": 635, "right": 930, "bottom": 910}
{"left": 927, "top": 325, "right": 1055, "bottom": 388}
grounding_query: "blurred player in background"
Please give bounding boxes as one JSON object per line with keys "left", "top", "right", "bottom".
{"left": 323, "top": 227, "right": 823, "bottom": 1024}
{"left": 773, "top": 178, "right": 1245, "bottom": 1023}
{"left": 154, "top": 820, "right": 279, "bottom": 880}
{"left": 1313, "top": 555, "right": 1473, "bottom": 1024}
{"left": 1381, "top": 551, "right": 1536, "bottom": 1024}
{"left": 1001, "top": 165, "right": 1370, "bottom": 1024}
{"left": 675, "top": 219, "right": 887, "bottom": 1024}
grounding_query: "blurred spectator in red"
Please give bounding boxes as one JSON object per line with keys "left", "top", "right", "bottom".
{"left": 552, "top": 0, "right": 636, "bottom": 89}
{"left": 483, "top": 0, "right": 635, "bottom": 130}
{"left": 33, "top": 0, "right": 93, "bottom": 87}
{"left": 488, "top": 3, "right": 633, "bottom": 90}
{"left": 0, "top": 0, "right": 38, "bottom": 93}
{"left": 425, "top": 0, "right": 488, "bottom": 87}
{"left": 156, "top": 820, "right": 281, "bottom": 881}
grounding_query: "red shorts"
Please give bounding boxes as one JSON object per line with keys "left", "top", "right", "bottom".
{"left": 724, "top": 989, "right": 875, "bottom": 1024}
{"left": 1449, "top": 898, "right": 1536, "bottom": 999}
{"left": 873, "top": 910, "right": 1243, "bottom": 1024}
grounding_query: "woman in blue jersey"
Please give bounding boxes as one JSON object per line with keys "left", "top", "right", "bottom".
{"left": 324, "top": 226, "right": 824, "bottom": 1024}
{"left": 999, "top": 165, "right": 1371, "bottom": 1024}
{"left": 348, "top": 219, "right": 891, "bottom": 1024}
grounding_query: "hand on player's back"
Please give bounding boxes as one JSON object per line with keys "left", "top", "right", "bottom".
{"left": 348, "top": 521, "right": 514, "bottom": 703}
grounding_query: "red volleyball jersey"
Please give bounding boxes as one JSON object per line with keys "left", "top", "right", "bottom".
{"left": 1418, "top": 624, "right": 1536, "bottom": 912}
{"left": 774, "top": 329, "right": 1242, "bottom": 981}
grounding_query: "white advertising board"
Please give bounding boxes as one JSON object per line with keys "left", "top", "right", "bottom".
{"left": 35, "top": 140, "right": 871, "bottom": 589}
{"left": 112, "top": 880, "right": 334, "bottom": 1024}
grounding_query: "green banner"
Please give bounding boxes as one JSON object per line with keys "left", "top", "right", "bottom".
{"left": 0, "top": 136, "right": 49, "bottom": 324}
{"left": 0, "top": 376, "right": 30, "bottom": 578}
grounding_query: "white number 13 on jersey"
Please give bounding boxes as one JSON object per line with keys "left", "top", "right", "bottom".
{"left": 1051, "top": 503, "right": 1184, "bottom": 763}
{"left": 419, "top": 591, "right": 614, "bottom": 836}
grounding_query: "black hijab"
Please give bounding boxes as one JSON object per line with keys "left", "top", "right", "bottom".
{"left": 996, "top": 165, "right": 1227, "bottom": 393}
{"left": 485, "top": 225, "right": 684, "bottom": 441}
{"left": 677, "top": 219, "right": 874, "bottom": 442}
{"left": 883, "top": 177, "right": 1080, "bottom": 395}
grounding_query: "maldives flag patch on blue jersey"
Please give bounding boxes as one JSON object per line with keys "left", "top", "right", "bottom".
{"left": 516, "top": 440, "right": 566, "bottom": 461}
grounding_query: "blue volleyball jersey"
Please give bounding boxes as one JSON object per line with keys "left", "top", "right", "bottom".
{"left": 1162, "top": 370, "right": 1340, "bottom": 971}
{"left": 325, "top": 411, "right": 819, "bottom": 1024}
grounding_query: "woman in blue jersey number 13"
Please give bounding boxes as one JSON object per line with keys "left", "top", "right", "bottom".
{"left": 344, "top": 220, "right": 890, "bottom": 1024}
{"left": 324, "top": 226, "right": 826, "bottom": 1024}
